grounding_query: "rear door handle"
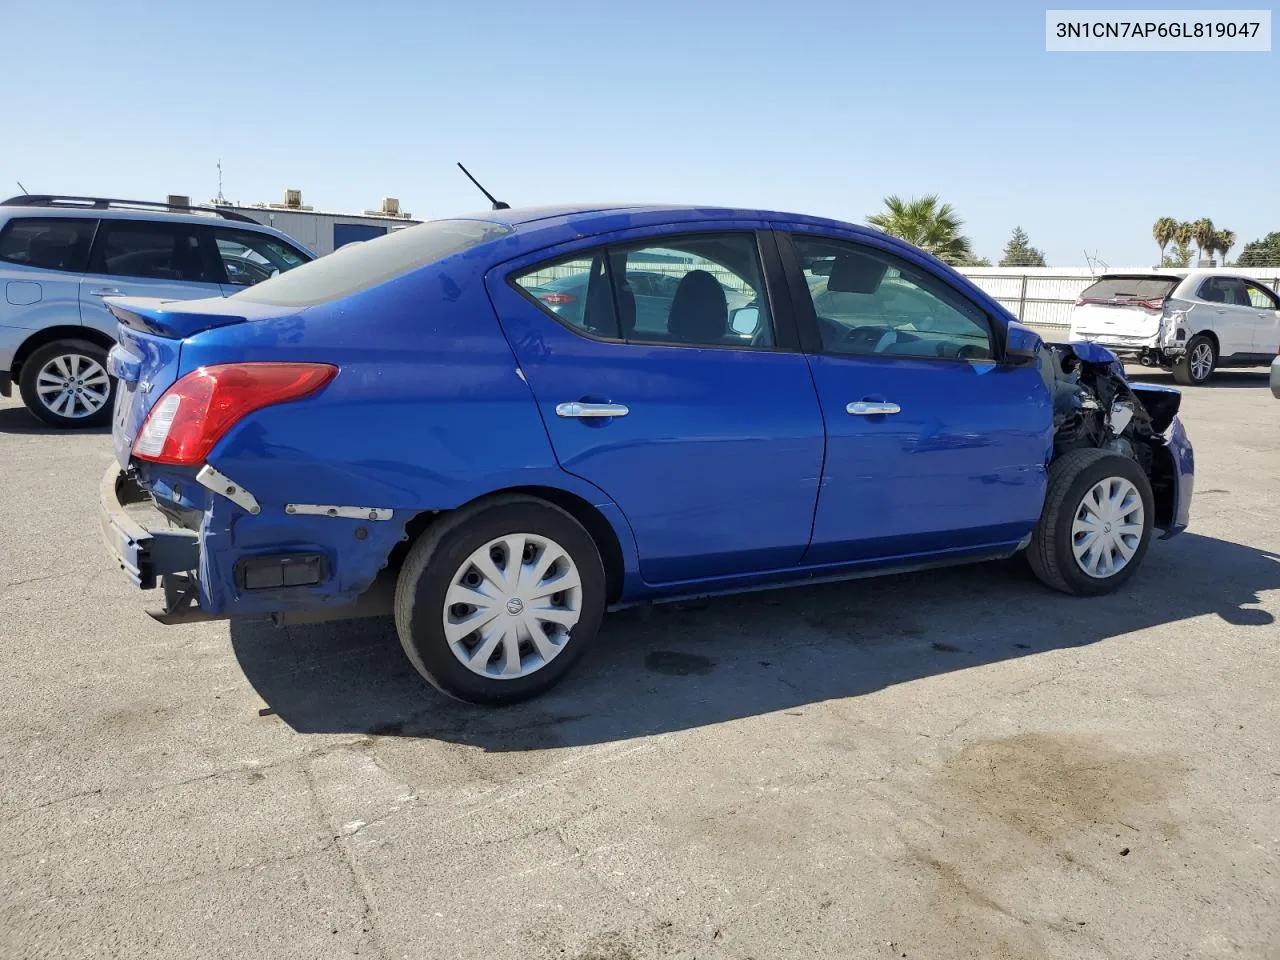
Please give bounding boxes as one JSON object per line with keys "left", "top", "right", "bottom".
{"left": 556, "top": 402, "right": 630, "bottom": 418}
{"left": 89, "top": 287, "right": 122, "bottom": 297}
{"left": 847, "top": 401, "right": 901, "bottom": 416}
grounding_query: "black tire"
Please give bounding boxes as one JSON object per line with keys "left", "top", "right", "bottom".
{"left": 1171, "top": 334, "right": 1216, "bottom": 386}
{"left": 1027, "top": 448, "right": 1155, "bottom": 596}
{"left": 18, "top": 339, "right": 116, "bottom": 428}
{"left": 394, "top": 495, "right": 606, "bottom": 705}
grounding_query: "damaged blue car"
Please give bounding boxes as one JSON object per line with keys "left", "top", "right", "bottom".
{"left": 100, "top": 204, "right": 1194, "bottom": 704}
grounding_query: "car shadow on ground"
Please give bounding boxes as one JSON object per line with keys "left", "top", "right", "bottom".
{"left": 230, "top": 533, "right": 1279, "bottom": 750}
{"left": 1125, "top": 368, "right": 1272, "bottom": 390}
{"left": 0, "top": 405, "right": 110, "bottom": 435}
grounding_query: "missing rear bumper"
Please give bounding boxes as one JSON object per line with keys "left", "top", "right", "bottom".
{"left": 100, "top": 465, "right": 200, "bottom": 589}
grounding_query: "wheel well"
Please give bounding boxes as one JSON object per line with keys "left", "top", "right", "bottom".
{"left": 391, "top": 487, "right": 627, "bottom": 605}
{"left": 1191, "top": 329, "right": 1219, "bottom": 354}
{"left": 11, "top": 326, "right": 115, "bottom": 376}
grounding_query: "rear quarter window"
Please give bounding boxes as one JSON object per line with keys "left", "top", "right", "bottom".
{"left": 0, "top": 217, "right": 97, "bottom": 272}
{"left": 232, "top": 218, "right": 512, "bottom": 306}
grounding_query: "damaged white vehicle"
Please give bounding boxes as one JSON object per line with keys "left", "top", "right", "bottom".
{"left": 1068, "top": 271, "right": 1280, "bottom": 385}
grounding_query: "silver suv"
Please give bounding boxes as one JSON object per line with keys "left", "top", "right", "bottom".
{"left": 0, "top": 195, "right": 314, "bottom": 427}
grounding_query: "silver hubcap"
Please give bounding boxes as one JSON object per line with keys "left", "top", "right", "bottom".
{"left": 444, "top": 533, "right": 583, "bottom": 680}
{"left": 1190, "top": 342, "right": 1213, "bottom": 381}
{"left": 36, "top": 353, "right": 110, "bottom": 418}
{"left": 1071, "top": 477, "right": 1145, "bottom": 578}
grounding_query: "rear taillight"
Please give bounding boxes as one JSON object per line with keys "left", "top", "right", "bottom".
{"left": 1136, "top": 297, "right": 1166, "bottom": 310}
{"left": 132, "top": 362, "right": 337, "bottom": 465}
{"left": 538, "top": 292, "right": 575, "bottom": 306}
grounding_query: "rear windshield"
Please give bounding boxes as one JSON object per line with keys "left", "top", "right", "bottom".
{"left": 232, "top": 218, "right": 513, "bottom": 307}
{"left": 1079, "top": 276, "right": 1179, "bottom": 301}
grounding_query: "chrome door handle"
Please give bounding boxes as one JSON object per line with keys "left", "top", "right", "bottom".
{"left": 847, "top": 401, "right": 901, "bottom": 416}
{"left": 556, "top": 401, "right": 630, "bottom": 418}
{"left": 89, "top": 288, "right": 122, "bottom": 297}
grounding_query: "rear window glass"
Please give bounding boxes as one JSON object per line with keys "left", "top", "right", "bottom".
{"left": 1080, "top": 276, "right": 1179, "bottom": 301}
{"left": 0, "top": 217, "right": 97, "bottom": 273}
{"left": 232, "top": 218, "right": 512, "bottom": 306}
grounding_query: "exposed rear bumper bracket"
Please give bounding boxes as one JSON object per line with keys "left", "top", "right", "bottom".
{"left": 99, "top": 465, "right": 200, "bottom": 590}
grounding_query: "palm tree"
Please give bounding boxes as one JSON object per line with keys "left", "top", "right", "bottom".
{"left": 1192, "top": 218, "right": 1216, "bottom": 265}
{"left": 1215, "top": 229, "right": 1236, "bottom": 266}
{"left": 1152, "top": 217, "right": 1178, "bottom": 265}
{"left": 867, "top": 194, "right": 975, "bottom": 265}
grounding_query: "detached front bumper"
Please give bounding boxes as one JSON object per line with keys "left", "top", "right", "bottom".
{"left": 99, "top": 464, "right": 199, "bottom": 590}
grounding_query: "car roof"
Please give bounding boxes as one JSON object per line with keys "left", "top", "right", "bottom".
{"left": 453, "top": 203, "right": 882, "bottom": 237}
{"left": 0, "top": 203, "right": 304, "bottom": 244}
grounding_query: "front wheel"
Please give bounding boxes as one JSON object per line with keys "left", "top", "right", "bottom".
{"left": 1172, "top": 334, "right": 1216, "bottom": 386}
{"left": 18, "top": 339, "right": 116, "bottom": 428}
{"left": 394, "top": 496, "right": 606, "bottom": 705}
{"left": 1028, "top": 449, "right": 1154, "bottom": 596}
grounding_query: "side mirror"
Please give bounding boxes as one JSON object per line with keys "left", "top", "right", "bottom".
{"left": 730, "top": 306, "right": 760, "bottom": 336}
{"left": 1003, "top": 321, "right": 1042, "bottom": 366}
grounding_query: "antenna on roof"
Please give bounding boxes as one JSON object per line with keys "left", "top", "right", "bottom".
{"left": 16, "top": 180, "right": 28, "bottom": 194}
{"left": 457, "top": 163, "right": 509, "bottom": 210}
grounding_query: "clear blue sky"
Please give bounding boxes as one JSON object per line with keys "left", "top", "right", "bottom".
{"left": 3, "top": 0, "right": 1276, "bottom": 266}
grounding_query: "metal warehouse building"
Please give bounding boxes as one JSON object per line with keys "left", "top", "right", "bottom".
{"left": 203, "top": 189, "right": 421, "bottom": 255}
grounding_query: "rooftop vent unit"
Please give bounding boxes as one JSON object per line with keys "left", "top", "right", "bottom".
{"left": 270, "top": 188, "right": 312, "bottom": 211}
{"left": 364, "top": 197, "right": 410, "bottom": 218}
{"left": 167, "top": 194, "right": 190, "bottom": 210}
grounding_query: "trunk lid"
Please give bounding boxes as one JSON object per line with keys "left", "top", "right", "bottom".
{"left": 1069, "top": 274, "right": 1181, "bottom": 345}
{"left": 1070, "top": 301, "right": 1163, "bottom": 341}
{"left": 104, "top": 296, "right": 280, "bottom": 467}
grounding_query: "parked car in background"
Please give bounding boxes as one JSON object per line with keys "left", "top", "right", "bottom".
{"left": 0, "top": 195, "right": 313, "bottom": 427}
{"left": 100, "top": 205, "right": 1193, "bottom": 705}
{"left": 1068, "top": 270, "right": 1280, "bottom": 385}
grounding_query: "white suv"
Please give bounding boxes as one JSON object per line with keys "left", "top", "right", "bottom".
{"left": 0, "top": 195, "right": 314, "bottom": 427}
{"left": 1068, "top": 270, "right": 1280, "bottom": 385}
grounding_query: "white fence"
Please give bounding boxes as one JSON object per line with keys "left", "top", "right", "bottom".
{"left": 957, "top": 266, "right": 1280, "bottom": 331}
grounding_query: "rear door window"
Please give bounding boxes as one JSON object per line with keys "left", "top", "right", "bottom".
{"left": 90, "top": 220, "right": 219, "bottom": 283}
{"left": 0, "top": 217, "right": 97, "bottom": 273}
{"left": 513, "top": 233, "right": 776, "bottom": 348}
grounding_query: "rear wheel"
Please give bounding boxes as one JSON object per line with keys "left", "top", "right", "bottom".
{"left": 1028, "top": 448, "right": 1154, "bottom": 596}
{"left": 394, "top": 496, "right": 606, "bottom": 704}
{"left": 18, "top": 339, "right": 115, "bottom": 428}
{"left": 1172, "top": 334, "right": 1216, "bottom": 386}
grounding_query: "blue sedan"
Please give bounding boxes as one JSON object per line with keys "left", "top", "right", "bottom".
{"left": 99, "top": 205, "right": 1194, "bottom": 704}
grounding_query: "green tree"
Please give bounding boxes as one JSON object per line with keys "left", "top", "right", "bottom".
{"left": 1152, "top": 217, "right": 1179, "bottom": 265}
{"left": 1162, "top": 240, "right": 1192, "bottom": 268}
{"left": 1236, "top": 232, "right": 1280, "bottom": 267}
{"left": 866, "top": 194, "right": 975, "bottom": 265}
{"left": 999, "top": 226, "right": 1047, "bottom": 267}
{"left": 1191, "top": 218, "right": 1216, "bottom": 265}
{"left": 1215, "top": 229, "right": 1236, "bottom": 265}
{"left": 1174, "top": 220, "right": 1194, "bottom": 254}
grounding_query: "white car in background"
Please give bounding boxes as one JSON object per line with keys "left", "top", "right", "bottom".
{"left": 1068, "top": 270, "right": 1280, "bottom": 385}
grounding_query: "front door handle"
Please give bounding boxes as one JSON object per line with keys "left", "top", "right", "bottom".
{"left": 556, "top": 401, "right": 630, "bottom": 418}
{"left": 847, "top": 401, "right": 901, "bottom": 416}
{"left": 89, "top": 287, "right": 122, "bottom": 297}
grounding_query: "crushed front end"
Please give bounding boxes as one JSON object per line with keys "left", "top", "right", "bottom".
{"left": 1044, "top": 341, "right": 1193, "bottom": 537}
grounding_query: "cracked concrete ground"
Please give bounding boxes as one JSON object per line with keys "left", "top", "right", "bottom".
{"left": 1, "top": 369, "right": 1278, "bottom": 960}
